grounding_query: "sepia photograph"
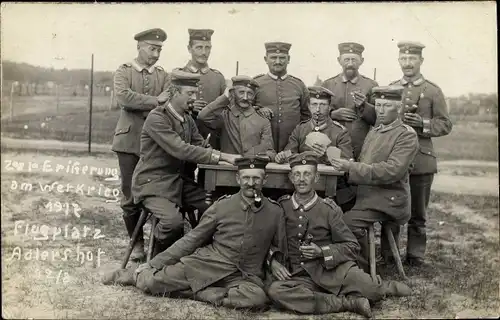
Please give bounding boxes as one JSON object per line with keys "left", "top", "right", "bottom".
{"left": 1, "top": 2, "right": 498, "bottom": 319}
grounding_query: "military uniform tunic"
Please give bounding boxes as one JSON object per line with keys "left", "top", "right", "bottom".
{"left": 135, "top": 193, "right": 287, "bottom": 308}
{"left": 112, "top": 60, "right": 170, "bottom": 155}
{"left": 267, "top": 193, "right": 389, "bottom": 314}
{"left": 254, "top": 73, "right": 311, "bottom": 152}
{"left": 390, "top": 75, "right": 453, "bottom": 260}
{"left": 321, "top": 74, "right": 378, "bottom": 160}
{"left": 197, "top": 95, "right": 276, "bottom": 159}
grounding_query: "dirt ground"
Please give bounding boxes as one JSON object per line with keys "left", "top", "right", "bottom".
{"left": 1, "top": 150, "right": 499, "bottom": 319}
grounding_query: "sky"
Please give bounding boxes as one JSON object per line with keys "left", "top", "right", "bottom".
{"left": 1, "top": 2, "right": 497, "bottom": 97}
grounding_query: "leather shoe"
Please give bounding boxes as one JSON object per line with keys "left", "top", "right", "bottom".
{"left": 405, "top": 256, "right": 425, "bottom": 267}
{"left": 102, "top": 268, "right": 136, "bottom": 286}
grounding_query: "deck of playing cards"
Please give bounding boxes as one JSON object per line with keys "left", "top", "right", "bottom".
{"left": 304, "top": 132, "right": 332, "bottom": 149}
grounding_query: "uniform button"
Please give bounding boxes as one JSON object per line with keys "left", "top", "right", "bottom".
{"left": 298, "top": 224, "right": 302, "bottom": 228}
{"left": 390, "top": 197, "right": 394, "bottom": 200}
{"left": 147, "top": 179, "right": 151, "bottom": 182}
{"left": 407, "top": 91, "right": 411, "bottom": 94}
{"left": 298, "top": 233, "right": 302, "bottom": 237}
{"left": 200, "top": 91, "right": 203, "bottom": 94}
{"left": 299, "top": 216, "right": 303, "bottom": 219}
{"left": 406, "top": 98, "right": 410, "bottom": 100}
{"left": 300, "top": 262, "right": 304, "bottom": 265}
{"left": 279, "top": 120, "right": 282, "bottom": 123}
{"left": 408, "top": 84, "right": 412, "bottom": 88}
{"left": 145, "top": 93, "right": 149, "bottom": 95}
{"left": 406, "top": 105, "right": 409, "bottom": 108}
{"left": 300, "top": 208, "right": 304, "bottom": 212}
{"left": 428, "top": 152, "right": 431, "bottom": 155}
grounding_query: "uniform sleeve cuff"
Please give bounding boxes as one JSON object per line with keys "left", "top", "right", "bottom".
{"left": 321, "top": 245, "right": 334, "bottom": 268}
{"left": 210, "top": 150, "right": 221, "bottom": 164}
{"left": 423, "top": 119, "right": 431, "bottom": 134}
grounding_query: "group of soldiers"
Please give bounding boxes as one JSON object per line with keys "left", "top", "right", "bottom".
{"left": 103, "top": 27, "right": 453, "bottom": 317}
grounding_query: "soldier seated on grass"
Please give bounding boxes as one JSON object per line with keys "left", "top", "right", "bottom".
{"left": 267, "top": 152, "right": 412, "bottom": 318}
{"left": 329, "top": 85, "right": 419, "bottom": 271}
{"left": 103, "top": 156, "right": 287, "bottom": 311}
{"left": 275, "top": 86, "right": 356, "bottom": 213}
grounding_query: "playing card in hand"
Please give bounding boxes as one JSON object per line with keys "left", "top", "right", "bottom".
{"left": 326, "top": 146, "right": 342, "bottom": 162}
{"left": 304, "top": 132, "right": 332, "bottom": 149}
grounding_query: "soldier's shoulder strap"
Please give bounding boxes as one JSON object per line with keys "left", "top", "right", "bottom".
{"left": 277, "top": 194, "right": 291, "bottom": 203}
{"left": 215, "top": 194, "right": 232, "bottom": 203}
{"left": 389, "top": 79, "right": 401, "bottom": 86}
{"left": 324, "top": 74, "right": 340, "bottom": 82}
{"left": 253, "top": 73, "right": 266, "bottom": 79}
{"left": 332, "top": 120, "right": 346, "bottom": 130}
{"left": 120, "top": 63, "right": 132, "bottom": 68}
{"left": 210, "top": 68, "right": 223, "bottom": 75}
{"left": 289, "top": 74, "right": 305, "bottom": 84}
{"left": 402, "top": 123, "right": 417, "bottom": 134}
{"left": 423, "top": 78, "right": 442, "bottom": 90}
{"left": 322, "top": 197, "right": 340, "bottom": 210}
{"left": 154, "top": 65, "right": 164, "bottom": 71}
{"left": 299, "top": 118, "right": 311, "bottom": 125}
{"left": 266, "top": 197, "right": 280, "bottom": 206}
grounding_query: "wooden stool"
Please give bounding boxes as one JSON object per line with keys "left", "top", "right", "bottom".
{"left": 368, "top": 223, "right": 407, "bottom": 281}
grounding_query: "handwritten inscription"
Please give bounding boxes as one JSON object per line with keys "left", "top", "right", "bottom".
{"left": 4, "top": 159, "right": 119, "bottom": 179}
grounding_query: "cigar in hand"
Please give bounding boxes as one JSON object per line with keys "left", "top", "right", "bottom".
{"left": 202, "top": 133, "right": 211, "bottom": 148}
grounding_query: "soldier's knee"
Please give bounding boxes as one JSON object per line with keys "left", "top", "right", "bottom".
{"left": 155, "top": 214, "right": 184, "bottom": 240}
{"left": 135, "top": 269, "right": 154, "bottom": 293}
{"left": 229, "top": 284, "right": 268, "bottom": 308}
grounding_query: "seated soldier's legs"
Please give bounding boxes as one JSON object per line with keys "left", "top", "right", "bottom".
{"left": 338, "top": 265, "right": 412, "bottom": 302}
{"left": 380, "top": 221, "right": 401, "bottom": 261}
{"left": 181, "top": 178, "right": 211, "bottom": 222}
{"left": 136, "top": 262, "right": 193, "bottom": 297}
{"left": 218, "top": 273, "right": 268, "bottom": 309}
{"left": 267, "top": 276, "right": 324, "bottom": 314}
{"left": 142, "top": 197, "right": 184, "bottom": 256}
{"left": 343, "top": 209, "right": 393, "bottom": 272}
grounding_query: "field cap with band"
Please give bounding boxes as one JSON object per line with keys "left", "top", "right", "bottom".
{"left": 371, "top": 85, "right": 405, "bottom": 101}
{"left": 188, "top": 29, "right": 214, "bottom": 41}
{"left": 308, "top": 86, "right": 335, "bottom": 100}
{"left": 134, "top": 28, "right": 167, "bottom": 46}
{"left": 231, "top": 75, "right": 260, "bottom": 90}
{"left": 235, "top": 156, "right": 269, "bottom": 170}
{"left": 397, "top": 41, "right": 425, "bottom": 55}
{"left": 170, "top": 69, "right": 201, "bottom": 87}
{"left": 338, "top": 42, "right": 365, "bottom": 55}
{"left": 289, "top": 152, "right": 319, "bottom": 168}
{"left": 265, "top": 42, "right": 292, "bottom": 54}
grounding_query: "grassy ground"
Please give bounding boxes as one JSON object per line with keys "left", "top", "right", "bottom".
{"left": 1, "top": 98, "right": 498, "bottom": 161}
{"left": 1, "top": 150, "right": 499, "bottom": 319}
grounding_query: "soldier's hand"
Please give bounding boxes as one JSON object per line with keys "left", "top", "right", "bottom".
{"left": 331, "top": 108, "right": 358, "bottom": 122}
{"left": 330, "top": 158, "right": 350, "bottom": 172}
{"left": 157, "top": 91, "right": 170, "bottom": 104}
{"left": 270, "top": 259, "right": 291, "bottom": 281}
{"left": 223, "top": 86, "right": 232, "bottom": 98}
{"left": 309, "top": 143, "right": 327, "bottom": 157}
{"left": 256, "top": 107, "right": 274, "bottom": 120}
{"left": 220, "top": 153, "right": 242, "bottom": 165}
{"left": 192, "top": 100, "right": 208, "bottom": 113}
{"left": 135, "top": 263, "right": 152, "bottom": 275}
{"left": 352, "top": 91, "right": 366, "bottom": 107}
{"left": 299, "top": 242, "right": 322, "bottom": 260}
{"left": 275, "top": 151, "right": 289, "bottom": 164}
{"left": 403, "top": 112, "right": 423, "bottom": 127}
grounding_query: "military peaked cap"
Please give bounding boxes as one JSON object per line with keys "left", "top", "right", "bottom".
{"left": 308, "top": 86, "right": 335, "bottom": 100}
{"left": 397, "top": 41, "right": 425, "bottom": 55}
{"left": 188, "top": 29, "right": 214, "bottom": 41}
{"left": 338, "top": 42, "right": 364, "bottom": 55}
{"left": 371, "top": 85, "right": 405, "bottom": 101}
{"left": 170, "top": 69, "right": 201, "bottom": 87}
{"left": 289, "top": 152, "right": 319, "bottom": 168}
{"left": 231, "top": 75, "right": 259, "bottom": 90}
{"left": 265, "top": 42, "right": 292, "bottom": 54}
{"left": 235, "top": 156, "right": 269, "bottom": 170}
{"left": 134, "top": 28, "right": 167, "bottom": 46}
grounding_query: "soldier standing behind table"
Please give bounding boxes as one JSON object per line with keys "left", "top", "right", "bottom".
{"left": 322, "top": 42, "right": 378, "bottom": 161}
{"left": 274, "top": 86, "right": 356, "bottom": 212}
{"left": 253, "top": 42, "right": 311, "bottom": 153}
{"left": 390, "top": 41, "right": 453, "bottom": 267}
{"left": 178, "top": 28, "right": 227, "bottom": 184}
{"left": 111, "top": 28, "right": 170, "bottom": 262}
{"left": 130, "top": 70, "right": 240, "bottom": 258}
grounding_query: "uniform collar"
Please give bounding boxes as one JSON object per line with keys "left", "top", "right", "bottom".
{"left": 166, "top": 103, "right": 185, "bottom": 123}
{"left": 374, "top": 118, "right": 402, "bottom": 133}
{"left": 291, "top": 192, "right": 319, "bottom": 211}
{"left": 186, "top": 60, "right": 210, "bottom": 74}
{"left": 131, "top": 59, "right": 155, "bottom": 74}
{"left": 341, "top": 74, "right": 359, "bottom": 84}
{"left": 400, "top": 74, "right": 425, "bottom": 86}
{"left": 267, "top": 72, "right": 288, "bottom": 80}
{"left": 310, "top": 119, "right": 329, "bottom": 132}
{"left": 239, "top": 192, "right": 264, "bottom": 213}
{"left": 230, "top": 104, "right": 255, "bottom": 118}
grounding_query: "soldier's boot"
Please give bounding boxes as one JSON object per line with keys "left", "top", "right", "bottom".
{"left": 123, "top": 213, "right": 146, "bottom": 261}
{"left": 316, "top": 293, "right": 372, "bottom": 318}
{"left": 382, "top": 280, "right": 412, "bottom": 297}
{"left": 151, "top": 238, "right": 175, "bottom": 258}
{"left": 194, "top": 287, "right": 228, "bottom": 306}
{"left": 102, "top": 268, "right": 137, "bottom": 286}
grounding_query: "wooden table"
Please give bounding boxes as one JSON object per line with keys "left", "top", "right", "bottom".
{"left": 199, "top": 162, "right": 344, "bottom": 205}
